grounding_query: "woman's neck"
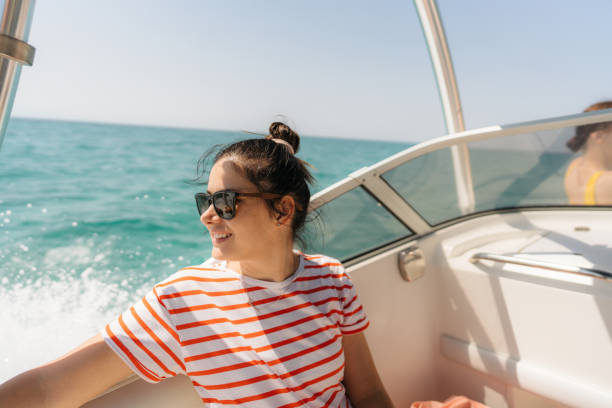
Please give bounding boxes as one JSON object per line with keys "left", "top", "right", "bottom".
{"left": 583, "top": 147, "right": 612, "bottom": 171}
{"left": 228, "top": 243, "right": 299, "bottom": 283}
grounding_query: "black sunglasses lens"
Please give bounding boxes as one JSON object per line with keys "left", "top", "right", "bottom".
{"left": 195, "top": 194, "right": 210, "bottom": 215}
{"left": 195, "top": 192, "right": 236, "bottom": 219}
{"left": 213, "top": 192, "right": 235, "bottom": 219}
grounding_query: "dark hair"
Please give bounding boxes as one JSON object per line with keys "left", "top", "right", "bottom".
{"left": 197, "top": 122, "right": 314, "bottom": 247}
{"left": 567, "top": 100, "right": 612, "bottom": 152}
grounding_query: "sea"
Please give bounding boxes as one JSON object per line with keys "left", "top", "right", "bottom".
{"left": 0, "top": 118, "right": 411, "bottom": 382}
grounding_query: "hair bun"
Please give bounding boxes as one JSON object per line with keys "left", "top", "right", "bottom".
{"left": 267, "top": 122, "right": 300, "bottom": 154}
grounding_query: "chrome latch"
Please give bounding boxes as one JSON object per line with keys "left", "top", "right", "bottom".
{"left": 398, "top": 246, "right": 425, "bottom": 282}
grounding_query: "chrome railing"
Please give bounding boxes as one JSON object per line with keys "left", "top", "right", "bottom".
{"left": 471, "top": 252, "right": 612, "bottom": 281}
{"left": 0, "top": 0, "right": 36, "bottom": 150}
{"left": 414, "top": 0, "right": 475, "bottom": 215}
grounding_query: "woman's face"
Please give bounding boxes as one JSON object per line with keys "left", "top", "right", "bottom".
{"left": 200, "top": 158, "right": 280, "bottom": 262}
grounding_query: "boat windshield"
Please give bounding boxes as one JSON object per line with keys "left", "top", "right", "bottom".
{"left": 384, "top": 125, "right": 580, "bottom": 225}
{"left": 304, "top": 187, "right": 413, "bottom": 261}
{"left": 306, "top": 113, "right": 612, "bottom": 262}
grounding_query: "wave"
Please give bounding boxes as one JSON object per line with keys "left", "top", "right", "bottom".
{"left": 0, "top": 272, "right": 149, "bottom": 382}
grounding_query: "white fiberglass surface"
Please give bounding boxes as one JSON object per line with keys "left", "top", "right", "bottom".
{"left": 433, "top": 210, "right": 612, "bottom": 406}
{"left": 334, "top": 209, "right": 612, "bottom": 407}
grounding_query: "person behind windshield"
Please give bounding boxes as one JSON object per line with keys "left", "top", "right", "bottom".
{"left": 0, "top": 122, "right": 394, "bottom": 407}
{"left": 564, "top": 101, "right": 612, "bottom": 205}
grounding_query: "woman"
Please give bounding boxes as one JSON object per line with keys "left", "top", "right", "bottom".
{"left": 0, "top": 123, "right": 393, "bottom": 407}
{"left": 565, "top": 101, "right": 612, "bottom": 205}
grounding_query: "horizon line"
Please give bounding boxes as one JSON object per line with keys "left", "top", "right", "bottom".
{"left": 10, "top": 115, "right": 416, "bottom": 145}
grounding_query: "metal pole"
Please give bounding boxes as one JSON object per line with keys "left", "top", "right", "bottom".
{"left": 414, "top": 0, "right": 475, "bottom": 214}
{"left": 0, "top": 0, "right": 36, "bottom": 151}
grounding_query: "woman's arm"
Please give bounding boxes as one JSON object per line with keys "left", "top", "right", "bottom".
{"left": 595, "top": 172, "right": 612, "bottom": 204}
{"left": 0, "top": 333, "right": 134, "bottom": 408}
{"left": 342, "top": 332, "right": 394, "bottom": 408}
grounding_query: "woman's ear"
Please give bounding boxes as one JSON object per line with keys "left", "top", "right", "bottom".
{"left": 275, "top": 195, "right": 296, "bottom": 226}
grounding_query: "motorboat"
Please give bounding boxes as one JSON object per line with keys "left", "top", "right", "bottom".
{"left": 1, "top": 1, "right": 611, "bottom": 407}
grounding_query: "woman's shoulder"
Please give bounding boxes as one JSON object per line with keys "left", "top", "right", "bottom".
{"left": 299, "top": 252, "right": 351, "bottom": 282}
{"left": 595, "top": 171, "right": 612, "bottom": 204}
{"left": 153, "top": 257, "right": 238, "bottom": 294}
{"left": 300, "top": 252, "right": 343, "bottom": 269}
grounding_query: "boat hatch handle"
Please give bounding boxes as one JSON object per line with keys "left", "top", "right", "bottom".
{"left": 398, "top": 246, "right": 425, "bottom": 282}
{"left": 0, "top": 33, "right": 34, "bottom": 65}
{"left": 471, "top": 252, "right": 612, "bottom": 281}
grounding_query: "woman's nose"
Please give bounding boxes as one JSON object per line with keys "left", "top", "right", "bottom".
{"left": 200, "top": 202, "right": 219, "bottom": 225}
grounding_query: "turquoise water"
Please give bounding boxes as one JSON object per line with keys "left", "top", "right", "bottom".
{"left": 0, "top": 118, "right": 410, "bottom": 380}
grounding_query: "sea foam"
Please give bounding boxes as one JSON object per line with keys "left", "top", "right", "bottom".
{"left": 0, "top": 269, "right": 147, "bottom": 382}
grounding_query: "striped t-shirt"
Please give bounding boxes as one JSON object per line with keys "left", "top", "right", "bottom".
{"left": 102, "top": 253, "right": 369, "bottom": 407}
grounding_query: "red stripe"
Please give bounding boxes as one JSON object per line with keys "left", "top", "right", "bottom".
{"left": 343, "top": 294, "right": 358, "bottom": 310}
{"left": 176, "top": 295, "right": 341, "bottom": 331}
{"left": 156, "top": 272, "right": 237, "bottom": 288}
{"left": 261, "top": 323, "right": 338, "bottom": 353}
{"left": 343, "top": 304, "right": 363, "bottom": 318}
{"left": 279, "top": 347, "right": 342, "bottom": 379}
{"left": 187, "top": 332, "right": 343, "bottom": 376}
{"left": 169, "top": 299, "right": 250, "bottom": 315}
{"left": 277, "top": 383, "right": 343, "bottom": 408}
{"left": 324, "top": 388, "right": 341, "bottom": 407}
{"left": 182, "top": 309, "right": 343, "bottom": 346}
{"left": 118, "top": 314, "right": 176, "bottom": 377}
{"left": 294, "top": 273, "right": 348, "bottom": 282}
{"left": 185, "top": 323, "right": 338, "bottom": 362}
{"left": 305, "top": 262, "right": 342, "bottom": 269}
{"left": 196, "top": 347, "right": 343, "bottom": 390}
{"left": 160, "top": 285, "right": 263, "bottom": 300}
{"left": 185, "top": 345, "right": 252, "bottom": 363}
{"left": 267, "top": 333, "right": 342, "bottom": 366}
{"left": 302, "top": 254, "right": 324, "bottom": 260}
{"left": 141, "top": 296, "right": 181, "bottom": 344}
{"left": 178, "top": 266, "right": 224, "bottom": 272}
{"left": 340, "top": 314, "right": 366, "bottom": 328}
{"left": 105, "top": 324, "right": 161, "bottom": 382}
{"left": 130, "top": 307, "right": 186, "bottom": 372}
{"left": 167, "top": 284, "right": 350, "bottom": 315}
{"left": 188, "top": 358, "right": 266, "bottom": 376}
{"left": 341, "top": 320, "right": 370, "bottom": 335}
{"left": 152, "top": 286, "right": 169, "bottom": 311}
{"left": 195, "top": 363, "right": 345, "bottom": 404}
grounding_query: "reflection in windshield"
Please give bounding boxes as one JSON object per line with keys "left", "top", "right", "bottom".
{"left": 382, "top": 118, "right": 612, "bottom": 226}
{"left": 469, "top": 134, "right": 570, "bottom": 211}
{"left": 564, "top": 101, "right": 612, "bottom": 205}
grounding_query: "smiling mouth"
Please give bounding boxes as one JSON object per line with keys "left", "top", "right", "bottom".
{"left": 212, "top": 232, "right": 232, "bottom": 243}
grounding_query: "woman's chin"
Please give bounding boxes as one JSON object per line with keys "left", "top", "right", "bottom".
{"left": 211, "top": 246, "right": 233, "bottom": 261}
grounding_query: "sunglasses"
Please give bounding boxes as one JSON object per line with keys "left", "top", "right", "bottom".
{"left": 195, "top": 190, "right": 282, "bottom": 219}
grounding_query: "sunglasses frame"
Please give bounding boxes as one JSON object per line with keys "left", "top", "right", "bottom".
{"left": 195, "top": 190, "right": 282, "bottom": 219}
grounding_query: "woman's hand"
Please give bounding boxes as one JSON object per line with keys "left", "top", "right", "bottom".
{"left": 0, "top": 334, "right": 134, "bottom": 408}
{"left": 343, "top": 332, "right": 394, "bottom": 408}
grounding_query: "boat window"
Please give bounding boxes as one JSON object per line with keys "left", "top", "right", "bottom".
{"left": 468, "top": 129, "right": 571, "bottom": 212}
{"left": 382, "top": 121, "right": 611, "bottom": 226}
{"left": 303, "top": 186, "right": 412, "bottom": 261}
{"left": 382, "top": 148, "right": 461, "bottom": 225}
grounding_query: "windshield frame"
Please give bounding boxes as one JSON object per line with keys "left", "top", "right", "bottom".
{"left": 310, "top": 108, "right": 612, "bottom": 253}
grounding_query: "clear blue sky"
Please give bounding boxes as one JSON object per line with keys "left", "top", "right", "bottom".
{"left": 11, "top": 0, "right": 612, "bottom": 142}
